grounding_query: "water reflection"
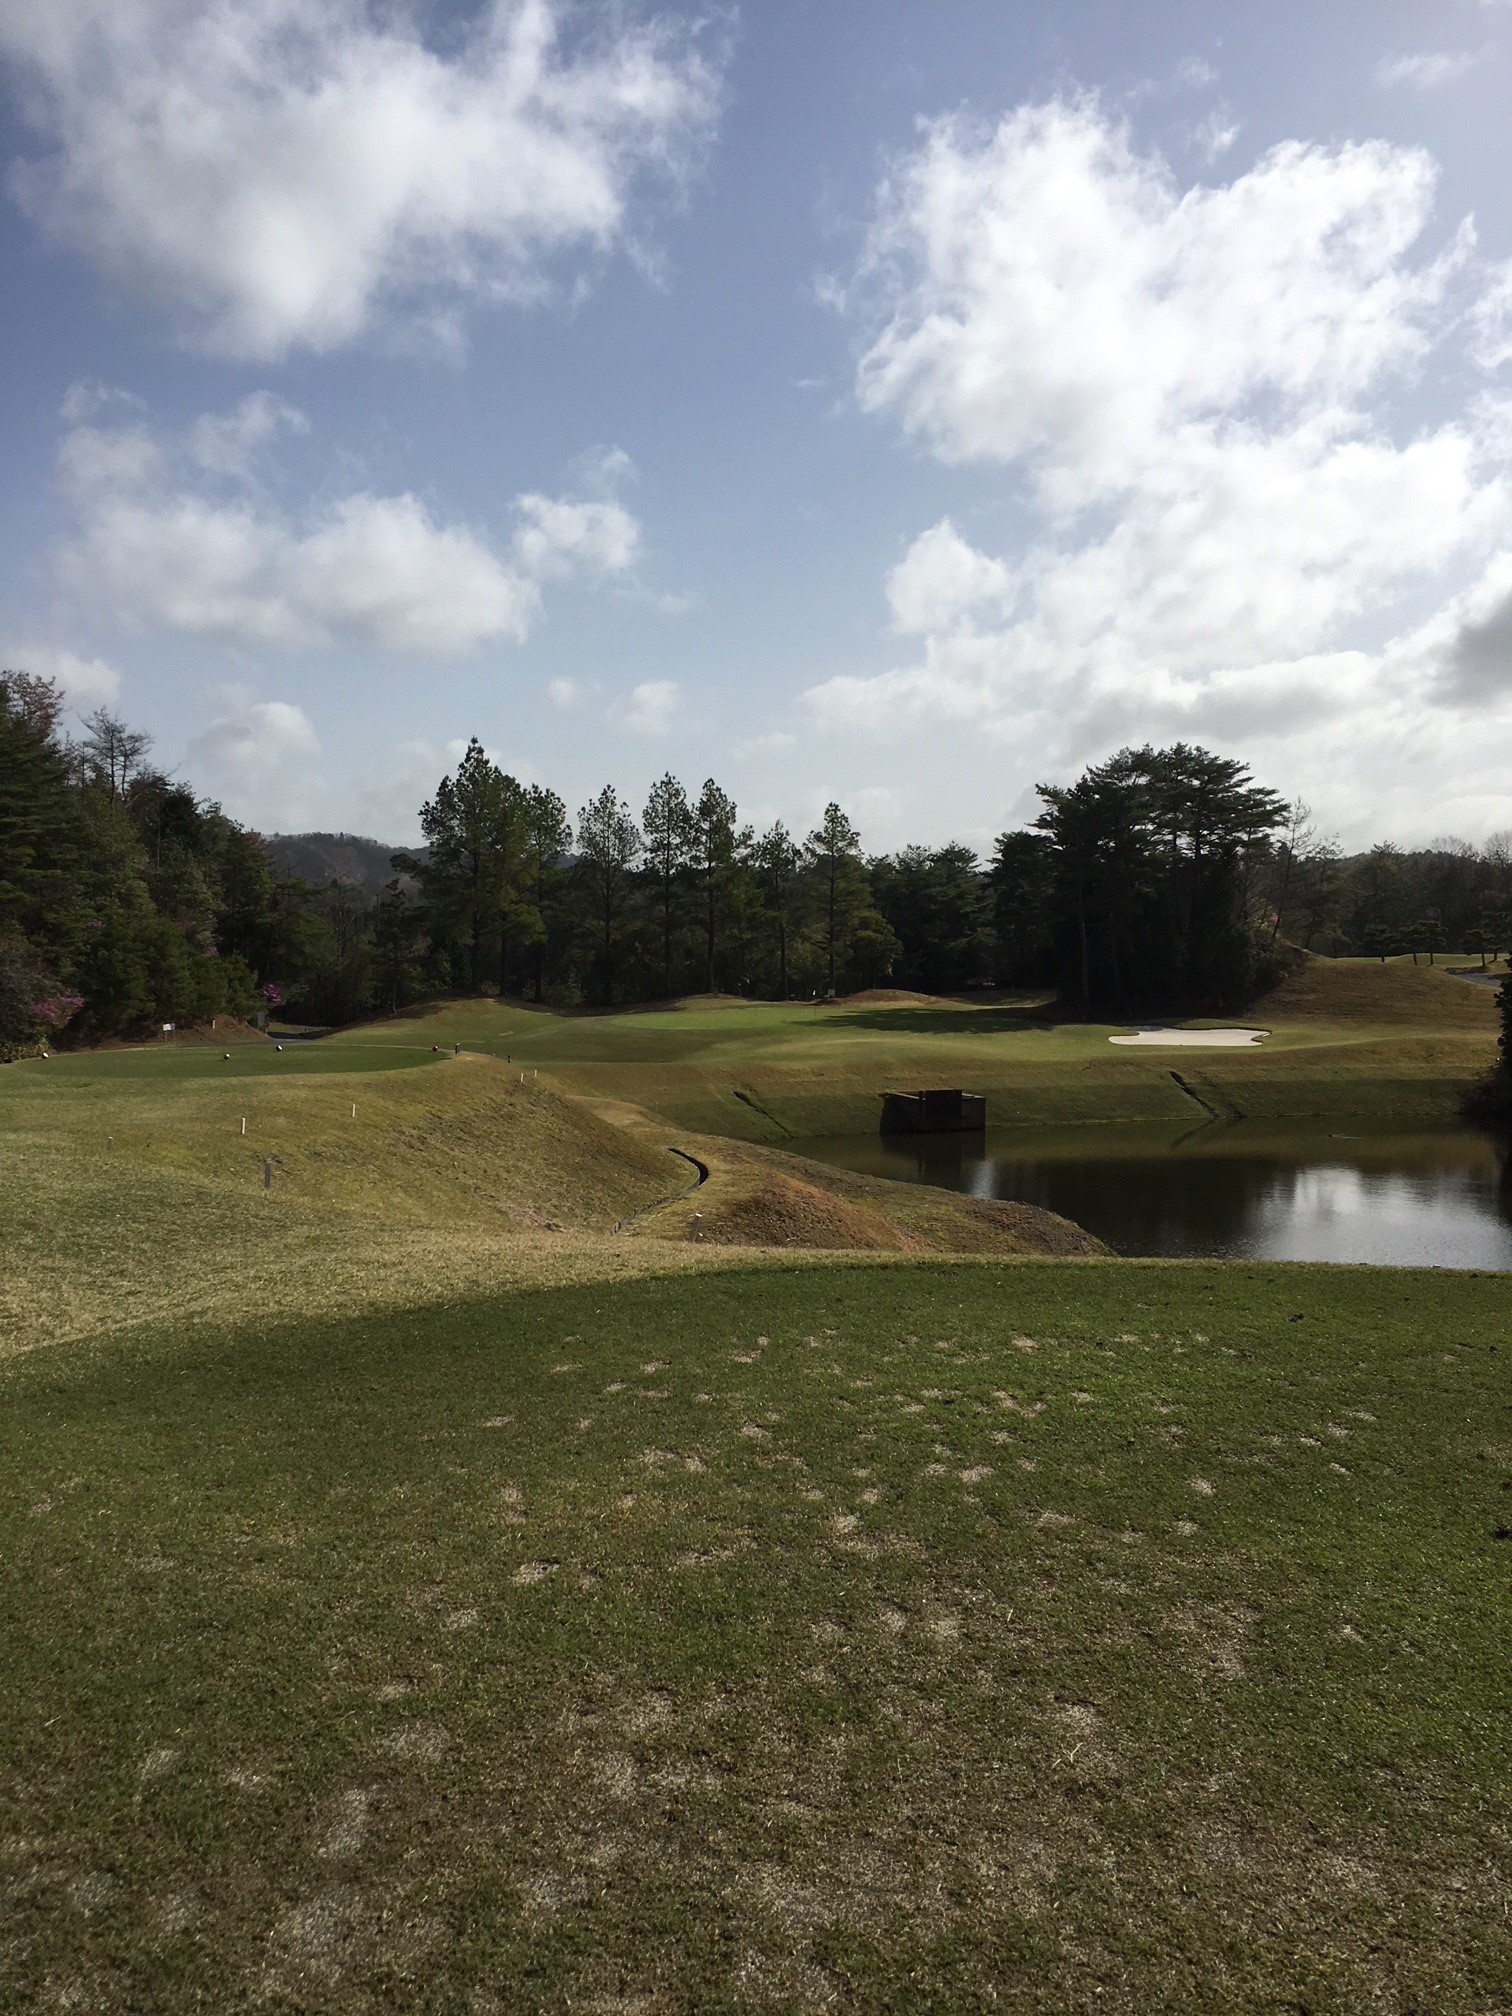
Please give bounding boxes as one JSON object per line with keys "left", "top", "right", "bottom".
{"left": 789, "top": 1122, "right": 1512, "bottom": 1269}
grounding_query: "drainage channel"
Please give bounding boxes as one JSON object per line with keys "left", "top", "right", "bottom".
{"left": 611, "top": 1147, "right": 709, "bottom": 1234}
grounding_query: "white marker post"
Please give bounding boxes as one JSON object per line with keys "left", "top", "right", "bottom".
{"left": 241, "top": 1117, "right": 246, "bottom": 1136}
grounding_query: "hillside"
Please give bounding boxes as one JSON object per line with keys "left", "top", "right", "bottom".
{"left": 264, "top": 830, "right": 412, "bottom": 894}
{"left": 1252, "top": 949, "right": 1500, "bottom": 1028}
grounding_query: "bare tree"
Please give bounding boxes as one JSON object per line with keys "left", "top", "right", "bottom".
{"left": 78, "top": 707, "right": 152, "bottom": 800}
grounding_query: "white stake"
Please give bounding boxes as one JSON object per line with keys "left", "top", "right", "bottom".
{"left": 241, "top": 1116, "right": 246, "bottom": 1136}
{"left": 351, "top": 1103, "right": 356, "bottom": 1119}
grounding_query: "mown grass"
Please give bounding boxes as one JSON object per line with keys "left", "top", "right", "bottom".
{"left": 340, "top": 957, "right": 1499, "bottom": 1137}
{"left": 2, "top": 1261, "right": 1509, "bottom": 2014}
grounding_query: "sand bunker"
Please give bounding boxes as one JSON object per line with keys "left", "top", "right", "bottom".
{"left": 1109, "top": 1028, "right": 1266, "bottom": 1047}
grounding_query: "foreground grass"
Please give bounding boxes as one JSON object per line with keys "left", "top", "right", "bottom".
{"left": 3, "top": 1262, "right": 1508, "bottom": 2013}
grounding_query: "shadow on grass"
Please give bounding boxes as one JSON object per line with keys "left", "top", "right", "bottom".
{"left": 818, "top": 1006, "right": 1069, "bottom": 1037}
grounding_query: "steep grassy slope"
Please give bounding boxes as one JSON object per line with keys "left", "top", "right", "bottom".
{"left": 1, "top": 1042, "right": 1102, "bottom": 1357}
{"left": 0, "top": 1051, "right": 690, "bottom": 1354}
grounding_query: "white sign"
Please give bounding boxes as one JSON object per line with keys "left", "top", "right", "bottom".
{"left": 162, "top": 1022, "right": 174, "bottom": 1032}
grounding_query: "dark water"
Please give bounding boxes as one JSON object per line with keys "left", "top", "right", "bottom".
{"left": 789, "top": 1122, "right": 1512, "bottom": 1269}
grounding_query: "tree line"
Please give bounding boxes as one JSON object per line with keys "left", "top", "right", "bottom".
{"left": 4, "top": 665, "right": 1511, "bottom": 1057}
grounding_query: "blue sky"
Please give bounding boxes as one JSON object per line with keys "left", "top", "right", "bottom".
{"left": 3, "top": 0, "right": 1511, "bottom": 854}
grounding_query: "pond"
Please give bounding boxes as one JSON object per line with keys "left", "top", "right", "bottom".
{"left": 788, "top": 1121, "right": 1512, "bottom": 1269}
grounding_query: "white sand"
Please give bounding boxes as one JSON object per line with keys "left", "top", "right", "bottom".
{"left": 1108, "top": 1028, "right": 1266, "bottom": 1047}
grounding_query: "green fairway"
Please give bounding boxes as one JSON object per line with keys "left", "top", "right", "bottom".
{"left": 335, "top": 956, "right": 1501, "bottom": 1137}
{"left": 2, "top": 1261, "right": 1508, "bottom": 2013}
{"left": 20, "top": 1039, "right": 446, "bottom": 1082}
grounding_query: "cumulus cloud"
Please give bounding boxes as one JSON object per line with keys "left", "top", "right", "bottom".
{"left": 885, "top": 520, "right": 1013, "bottom": 635}
{"left": 1438, "top": 558, "right": 1512, "bottom": 701}
{"left": 0, "top": 0, "right": 722, "bottom": 359}
{"left": 53, "top": 396, "right": 640, "bottom": 653}
{"left": 187, "top": 687, "right": 324, "bottom": 826}
{"left": 1375, "top": 51, "right": 1480, "bottom": 89}
{"left": 188, "top": 391, "right": 309, "bottom": 480}
{"left": 613, "top": 678, "right": 678, "bottom": 733}
{"left": 10, "top": 642, "right": 122, "bottom": 709}
{"left": 845, "top": 101, "right": 1467, "bottom": 500}
{"left": 813, "top": 98, "right": 1512, "bottom": 834}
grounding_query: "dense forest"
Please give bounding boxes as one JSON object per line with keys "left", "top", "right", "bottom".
{"left": 4, "top": 666, "right": 1511, "bottom": 1058}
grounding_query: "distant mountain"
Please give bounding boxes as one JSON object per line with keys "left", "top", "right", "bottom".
{"left": 265, "top": 831, "right": 417, "bottom": 896}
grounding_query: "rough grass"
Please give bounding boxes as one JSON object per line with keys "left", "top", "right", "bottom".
{"left": 630, "top": 1131, "right": 1108, "bottom": 1257}
{"left": 2, "top": 1262, "right": 1508, "bottom": 2014}
{"left": 0, "top": 1045, "right": 1099, "bottom": 1357}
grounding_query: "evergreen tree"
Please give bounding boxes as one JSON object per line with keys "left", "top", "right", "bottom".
{"left": 642, "top": 773, "right": 694, "bottom": 998}
{"left": 691, "top": 779, "right": 747, "bottom": 994}
{"left": 753, "top": 821, "right": 801, "bottom": 999}
{"left": 372, "top": 879, "right": 423, "bottom": 1013}
{"left": 576, "top": 787, "right": 642, "bottom": 1004}
{"left": 803, "top": 803, "right": 867, "bottom": 996}
{"left": 988, "top": 830, "right": 1056, "bottom": 988}
{"left": 523, "top": 787, "right": 572, "bottom": 1003}
{"left": 871, "top": 843, "right": 989, "bottom": 993}
{"left": 402, "top": 739, "right": 506, "bottom": 989}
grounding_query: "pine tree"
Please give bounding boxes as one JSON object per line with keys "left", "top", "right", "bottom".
{"left": 642, "top": 773, "right": 693, "bottom": 999}
{"left": 576, "top": 787, "right": 642, "bottom": 1004}
{"left": 804, "top": 803, "right": 867, "bottom": 996}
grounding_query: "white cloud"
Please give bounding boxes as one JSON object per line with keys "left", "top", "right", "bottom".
{"left": 53, "top": 398, "right": 640, "bottom": 654}
{"left": 885, "top": 520, "right": 1013, "bottom": 635}
{"left": 612, "top": 678, "right": 679, "bottom": 734}
{"left": 11, "top": 643, "right": 122, "bottom": 710}
{"left": 188, "top": 391, "right": 308, "bottom": 479}
{"left": 0, "top": 0, "right": 721, "bottom": 359}
{"left": 1175, "top": 58, "right": 1220, "bottom": 91}
{"left": 846, "top": 101, "right": 1465, "bottom": 503}
{"left": 814, "top": 98, "right": 1512, "bottom": 837}
{"left": 1375, "top": 51, "right": 1480, "bottom": 90}
{"left": 187, "top": 687, "right": 323, "bottom": 826}
{"left": 1472, "top": 262, "right": 1512, "bottom": 369}
{"left": 1192, "top": 110, "right": 1241, "bottom": 163}
{"left": 546, "top": 677, "right": 582, "bottom": 708}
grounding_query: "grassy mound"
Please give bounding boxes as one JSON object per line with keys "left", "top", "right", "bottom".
{"left": 630, "top": 1132, "right": 1110, "bottom": 1258}
{"left": 690, "top": 1166, "right": 911, "bottom": 1248}
{"left": 0, "top": 1052, "right": 697, "bottom": 1354}
{"left": 1254, "top": 951, "right": 1498, "bottom": 1028}
{"left": 3, "top": 1261, "right": 1507, "bottom": 2013}
{"left": 0, "top": 1036, "right": 1106, "bottom": 1355}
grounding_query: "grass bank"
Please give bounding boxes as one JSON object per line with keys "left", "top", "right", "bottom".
{"left": 3, "top": 1261, "right": 1508, "bottom": 2013}
{"left": 0, "top": 1043, "right": 1100, "bottom": 1357}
